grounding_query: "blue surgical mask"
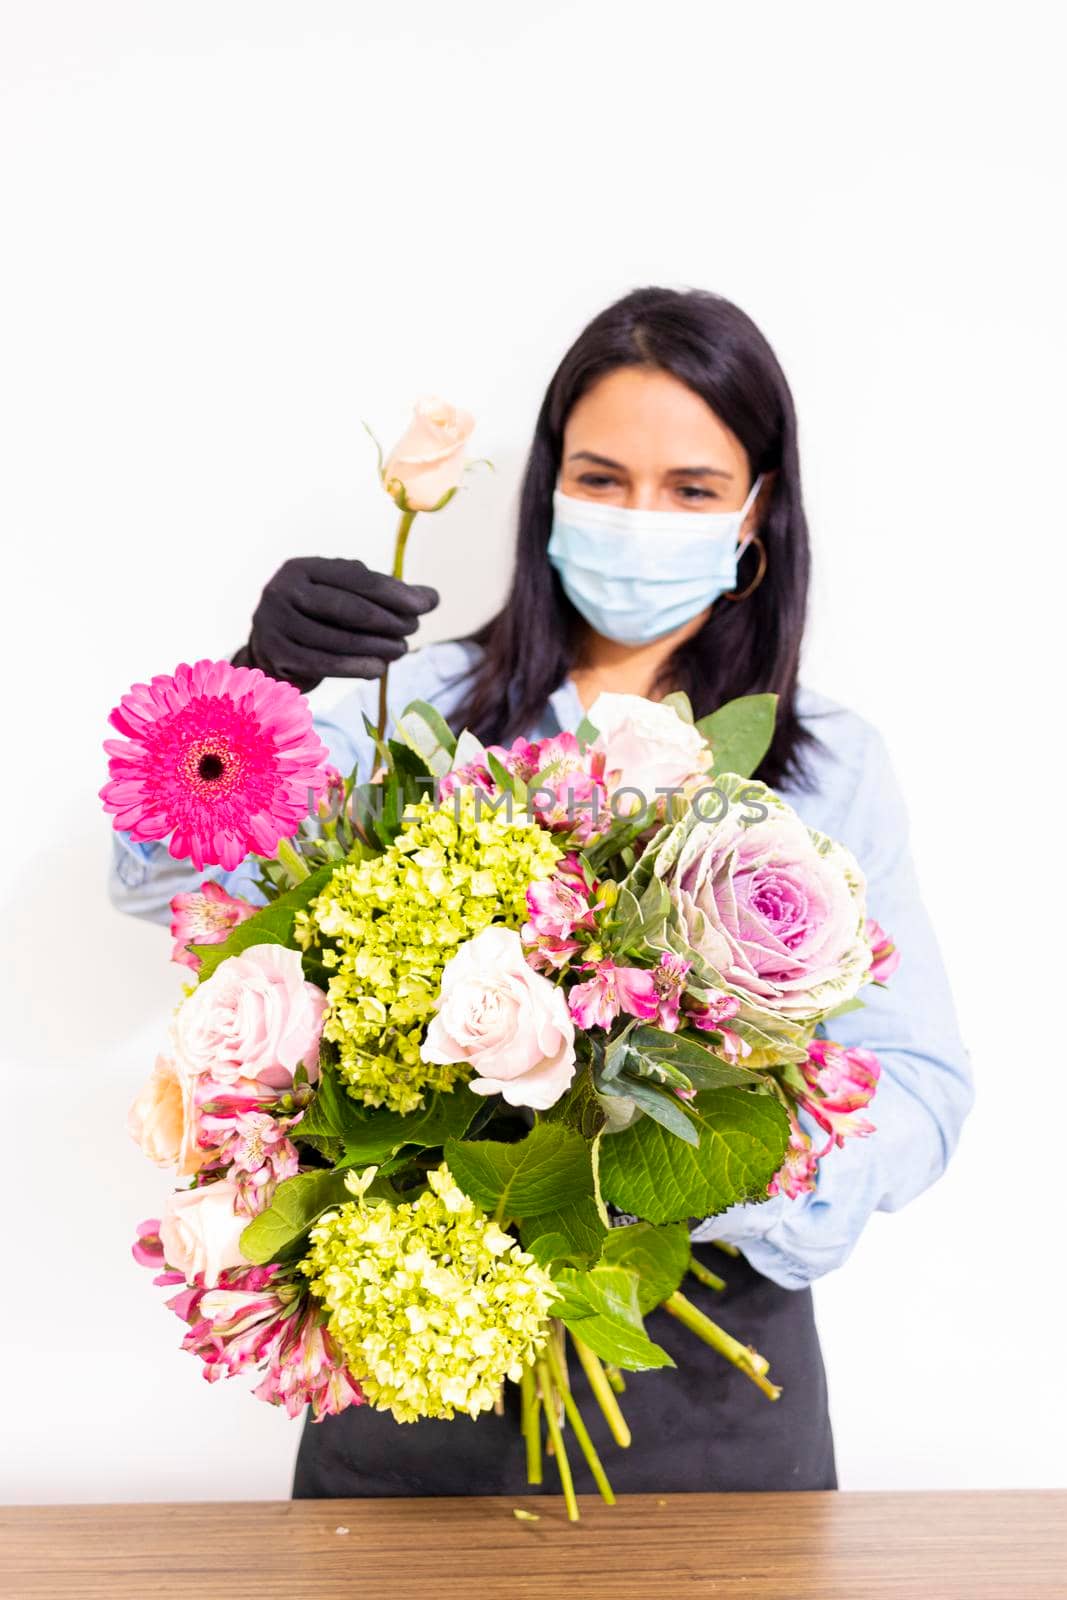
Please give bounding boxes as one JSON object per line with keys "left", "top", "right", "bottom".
{"left": 547, "top": 475, "right": 765, "bottom": 645}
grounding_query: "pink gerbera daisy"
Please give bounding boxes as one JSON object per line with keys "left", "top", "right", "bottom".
{"left": 101, "top": 660, "right": 330, "bottom": 871}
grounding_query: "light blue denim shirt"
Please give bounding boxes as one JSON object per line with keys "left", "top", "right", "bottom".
{"left": 109, "top": 640, "right": 974, "bottom": 1291}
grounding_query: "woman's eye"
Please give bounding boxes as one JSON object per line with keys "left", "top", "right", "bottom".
{"left": 577, "top": 473, "right": 619, "bottom": 490}
{"left": 676, "top": 485, "right": 716, "bottom": 502}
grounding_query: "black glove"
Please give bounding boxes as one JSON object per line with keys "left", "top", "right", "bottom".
{"left": 234, "top": 557, "right": 440, "bottom": 693}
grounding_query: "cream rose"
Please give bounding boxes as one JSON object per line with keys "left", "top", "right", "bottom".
{"left": 126, "top": 1054, "right": 210, "bottom": 1179}
{"left": 171, "top": 943, "right": 325, "bottom": 1091}
{"left": 382, "top": 395, "right": 474, "bottom": 512}
{"left": 588, "top": 692, "right": 712, "bottom": 814}
{"left": 159, "top": 1178, "right": 250, "bottom": 1287}
{"left": 422, "top": 926, "right": 576, "bottom": 1110}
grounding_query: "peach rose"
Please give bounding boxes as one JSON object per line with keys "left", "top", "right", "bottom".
{"left": 171, "top": 943, "right": 325, "bottom": 1091}
{"left": 382, "top": 395, "right": 474, "bottom": 512}
{"left": 127, "top": 1054, "right": 210, "bottom": 1179}
{"left": 422, "top": 926, "right": 576, "bottom": 1110}
{"left": 159, "top": 1178, "right": 250, "bottom": 1287}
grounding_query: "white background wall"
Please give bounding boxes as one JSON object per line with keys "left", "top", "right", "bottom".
{"left": 2, "top": 2, "right": 1064, "bottom": 1503}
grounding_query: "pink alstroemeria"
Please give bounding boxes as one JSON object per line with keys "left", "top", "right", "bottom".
{"left": 866, "top": 918, "right": 901, "bottom": 983}
{"left": 218, "top": 1108, "right": 303, "bottom": 1218}
{"left": 800, "top": 1038, "right": 881, "bottom": 1152}
{"left": 489, "top": 736, "right": 541, "bottom": 783}
{"left": 527, "top": 733, "right": 610, "bottom": 844}
{"left": 169, "top": 881, "right": 256, "bottom": 971}
{"left": 651, "top": 951, "right": 691, "bottom": 1033}
{"left": 131, "top": 1218, "right": 186, "bottom": 1287}
{"left": 525, "top": 854, "right": 599, "bottom": 941}
{"left": 569, "top": 961, "right": 659, "bottom": 1029}
{"left": 686, "top": 989, "right": 751, "bottom": 1064}
{"left": 166, "top": 1263, "right": 364, "bottom": 1420}
{"left": 316, "top": 765, "right": 346, "bottom": 823}
{"left": 253, "top": 1315, "right": 364, "bottom": 1421}
{"left": 768, "top": 1113, "right": 819, "bottom": 1198}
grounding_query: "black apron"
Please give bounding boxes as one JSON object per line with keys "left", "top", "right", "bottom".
{"left": 290, "top": 1240, "right": 836, "bottom": 1497}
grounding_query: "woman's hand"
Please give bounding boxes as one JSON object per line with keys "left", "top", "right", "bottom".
{"left": 235, "top": 557, "right": 440, "bottom": 693}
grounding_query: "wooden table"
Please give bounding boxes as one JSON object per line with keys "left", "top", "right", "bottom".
{"left": 1, "top": 1491, "right": 1064, "bottom": 1598}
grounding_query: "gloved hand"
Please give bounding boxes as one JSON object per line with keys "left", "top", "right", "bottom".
{"left": 234, "top": 557, "right": 440, "bottom": 693}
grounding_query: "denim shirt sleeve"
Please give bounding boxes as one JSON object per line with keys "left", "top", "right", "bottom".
{"left": 695, "top": 712, "right": 975, "bottom": 1288}
{"left": 106, "top": 642, "right": 481, "bottom": 926}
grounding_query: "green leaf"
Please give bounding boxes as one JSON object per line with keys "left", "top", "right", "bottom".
{"left": 603, "top": 878, "right": 671, "bottom": 957}
{"left": 600, "top": 1221, "right": 691, "bottom": 1314}
{"left": 574, "top": 714, "right": 600, "bottom": 749}
{"left": 626, "top": 1025, "right": 763, "bottom": 1091}
{"left": 696, "top": 693, "right": 778, "bottom": 779}
{"left": 520, "top": 1197, "right": 607, "bottom": 1269}
{"left": 553, "top": 1264, "right": 675, "bottom": 1370}
{"left": 611, "top": 1074, "right": 700, "bottom": 1145}
{"left": 444, "top": 1123, "right": 594, "bottom": 1219}
{"left": 598, "top": 1087, "right": 790, "bottom": 1224}
{"left": 659, "top": 689, "right": 695, "bottom": 724}
{"left": 341, "top": 1086, "right": 482, "bottom": 1166}
{"left": 394, "top": 699, "right": 457, "bottom": 777}
{"left": 239, "top": 1166, "right": 355, "bottom": 1265}
{"left": 539, "top": 1062, "right": 607, "bottom": 1138}
{"left": 189, "top": 863, "right": 338, "bottom": 981}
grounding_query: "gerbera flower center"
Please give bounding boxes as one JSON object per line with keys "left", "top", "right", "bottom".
{"left": 179, "top": 737, "right": 246, "bottom": 802}
{"left": 198, "top": 754, "right": 225, "bottom": 781}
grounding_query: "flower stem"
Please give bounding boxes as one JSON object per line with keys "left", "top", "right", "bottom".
{"left": 571, "top": 1335, "right": 631, "bottom": 1448}
{"left": 688, "top": 1252, "right": 727, "bottom": 1292}
{"left": 375, "top": 508, "right": 418, "bottom": 752}
{"left": 710, "top": 1239, "right": 740, "bottom": 1258}
{"left": 544, "top": 1336, "right": 615, "bottom": 1506}
{"left": 604, "top": 1363, "right": 627, "bottom": 1395}
{"left": 664, "top": 1291, "right": 781, "bottom": 1400}
{"left": 536, "top": 1357, "right": 579, "bottom": 1521}
{"left": 275, "top": 837, "right": 309, "bottom": 883}
{"left": 520, "top": 1362, "right": 542, "bottom": 1486}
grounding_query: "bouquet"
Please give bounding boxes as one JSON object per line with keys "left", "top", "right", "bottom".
{"left": 106, "top": 400, "right": 896, "bottom": 1518}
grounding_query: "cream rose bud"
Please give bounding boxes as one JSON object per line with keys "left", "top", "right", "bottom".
{"left": 159, "top": 1178, "right": 250, "bottom": 1287}
{"left": 127, "top": 1055, "right": 209, "bottom": 1179}
{"left": 421, "top": 926, "right": 576, "bottom": 1111}
{"left": 382, "top": 395, "right": 475, "bottom": 512}
{"left": 588, "top": 692, "right": 712, "bottom": 814}
{"left": 171, "top": 943, "right": 325, "bottom": 1091}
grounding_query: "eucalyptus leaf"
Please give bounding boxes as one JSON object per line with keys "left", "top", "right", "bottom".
{"left": 611, "top": 1073, "right": 700, "bottom": 1145}
{"left": 696, "top": 693, "right": 778, "bottom": 779}
{"left": 394, "top": 699, "right": 458, "bottom": 777}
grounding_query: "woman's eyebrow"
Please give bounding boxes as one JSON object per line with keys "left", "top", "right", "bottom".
{"left": 667, "top": 465, "right": 734, "bottom": 479}
{"left": 567, "top": 450, "right": 627, "bottom": 469}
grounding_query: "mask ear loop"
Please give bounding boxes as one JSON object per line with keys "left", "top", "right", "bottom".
{"left": 724, "top": 474, "right": 767, "bottom": 603}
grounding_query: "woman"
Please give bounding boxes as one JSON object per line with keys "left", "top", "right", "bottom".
{"left": 111, "top": 286, "right": 974, "bottom": 1497}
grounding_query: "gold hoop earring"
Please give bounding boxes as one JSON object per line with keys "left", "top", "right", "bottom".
{"left": 723, "top": 536, "right": 767, "bottom": 602}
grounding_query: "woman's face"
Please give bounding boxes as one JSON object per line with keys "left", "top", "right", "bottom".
{"left": 558, "top": 365, "right": 758, "bottom": 526}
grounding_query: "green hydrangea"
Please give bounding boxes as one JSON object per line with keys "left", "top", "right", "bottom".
{"left": 300, "top": 1165, "right": 558, "bottom": 1422}
{"left": 298, "top": 792, "right": 562, "bottom": 1113}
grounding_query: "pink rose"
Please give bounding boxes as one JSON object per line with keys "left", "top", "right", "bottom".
{"left": 588, "top": 692, "right": 712, "bottom": 814}
{"left": 159, "top": 1178, "right": 251, "bottom": 1288}
{"left": 127, "top": 1055, "right": 211, "bottom": 1179}
{"left": 382, "top": 395, "right": 475, "bottom": 512}
{"left": 421, "top": 926, "right": 576, "bottom": 1110}
{"left": 661, "top": 777, "right": 869, "bottom": 1021}
{"left": 172, "top": 943, "right": 325, "bottom": 1091}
